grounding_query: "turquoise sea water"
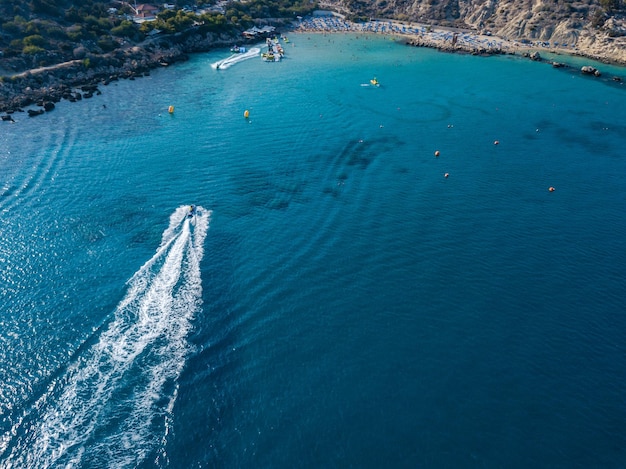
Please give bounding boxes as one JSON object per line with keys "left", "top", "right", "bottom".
{"left": 1, "top": 33, "right": 626, "bottom": 468}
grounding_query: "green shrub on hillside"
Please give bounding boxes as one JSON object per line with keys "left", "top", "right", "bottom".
{"left": 2, "top": 21, "right": 23, "bottom": 35}
{"left": 30, "top": 0, "right": 60, "bottom": 15}
{"left": 23, "top": 44, "right": 45, "bottom": 54}
{"left": 111, "top": 20, "right": 137, "bottom": 38}
{"left": 23, "top": 34, "right": 45, "bottom": 47}
{"left": 66, "top": 26, "right": 84, "bottom": 41}
{"left": 97, "top": 36, "right": 118, "bottom": 52}
{"left": 154, "top": 10, "right": 196, "bottom": 34}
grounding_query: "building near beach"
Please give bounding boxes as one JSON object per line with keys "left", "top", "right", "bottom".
{"left": 243, "top": 26, "right": 276, "bottom": 38}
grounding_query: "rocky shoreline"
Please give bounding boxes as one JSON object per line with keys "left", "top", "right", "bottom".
{"left": 0, "top": 46, "right": 188, "bottom": 117}
{"left": 404, "top": 36, "right": 624, "bottom": 83}
{"left": 1, "top": 19, "right": 624, "bottom": 119}
{"left": 296, "top": 16, "right": 626, "bottom": 85}
{"left": 0, "top": 29, "right": 253, "bottom": 117}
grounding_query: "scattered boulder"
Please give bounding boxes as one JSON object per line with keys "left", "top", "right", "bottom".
{"left": 530, "top": 51, "right": 542, "bottom": 61}
{"left": 73, "top": 46, "right": 87, "bottom": 60}
{"left": 581, "top": 65, "right": 599, "bottom": 75}
{"left": 43, "top": 102, "right": 55, "bottom": 112}
{"left": 81, "top": 84, "right": 99, "bottom": 93}
{"left": 27, "top": 109, "right": 45, "bottom": 117}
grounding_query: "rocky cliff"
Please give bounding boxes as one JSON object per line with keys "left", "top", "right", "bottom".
{"left": 321, "top": 0, "right": 626, "bottom": 63}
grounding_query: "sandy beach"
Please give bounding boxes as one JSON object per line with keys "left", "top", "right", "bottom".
{"left": 2, "top": 11, "right": 623, "bottom": 114}
{"left": 292, "top": 12, "right": 625, "bottom": 68}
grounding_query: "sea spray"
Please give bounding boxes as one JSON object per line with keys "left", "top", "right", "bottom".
{"left": 1, "top": 206, "right": 210, "bottom": 469}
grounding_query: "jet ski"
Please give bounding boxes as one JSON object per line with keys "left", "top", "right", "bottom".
{"left": 187, "top": 205, "right": 196, "bottom": 218}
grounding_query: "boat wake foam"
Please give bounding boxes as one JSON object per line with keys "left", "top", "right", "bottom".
{"left": 0, "top": 205, "right": 210, "bottom": 468}
{"left": 211, "top": 47, "right": 261, "bottom": 70}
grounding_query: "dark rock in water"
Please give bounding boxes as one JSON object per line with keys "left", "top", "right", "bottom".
{"left": 581, "top": 65, "right": 598, "bottom": 75}
{"left": 83, "top": 92, "right": 93, "bottom": 99}
{"left": 0, "top": 30, "right": 242, "bottom": 113}
{"left": 552, "top": 61, "right": 564, "bottom": 68}
{"left": 2, "top": 115, "right": 15, "bottom": 122}
{"left": 612, "top": 76, "right": 622, "bottom": 82}
{"left": 81, "top": 84, "right": 99, "bottom": 93}
{"left": 28, "top": 109, "right": 45, "bottom": 117}
{"left": 43, "top": 102, "right": 55, "bottom": 112}
{"left": 530, "top": 51, "right": 541, "bottom": 61}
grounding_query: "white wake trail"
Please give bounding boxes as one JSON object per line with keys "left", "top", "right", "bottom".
{"left": 1, "top": 206, "right": 211, "bottom": 469}
{"left": 211, "top": 47, "right": 261, "bottom": 69}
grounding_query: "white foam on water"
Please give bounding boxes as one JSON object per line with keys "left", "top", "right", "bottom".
{"left": 211, "top": 47, "right": 261, "bottom": 70}
{"left": 0, "top": 206, "right": 211, "bottom": 469}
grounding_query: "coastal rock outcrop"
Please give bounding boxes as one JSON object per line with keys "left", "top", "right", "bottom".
{"left": 0, "top": 23, "right": 254, "bottom": 114}
{"left": 0, "top": 37, "right": 197, "bottom": 113}
{"left": 581, "top": 65, "right": 601, "bottom": 76}
{"left": 2, "top": 2, "right": 625, "bottom": 115}
{"left": 323, "top": 0, "right": 626, "bottom": 64}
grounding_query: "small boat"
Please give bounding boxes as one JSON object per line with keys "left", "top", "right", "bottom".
{"left": 262, "top": 37, "right": 283, "bottom": 62}
{"left": 370, "top": 77, "right": 380, "bottom": 86}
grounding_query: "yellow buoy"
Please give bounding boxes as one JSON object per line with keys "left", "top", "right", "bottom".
{"left": 168, "top": 105, "right": 174, "bottom": 114}
{"left": 244, "top": 110, "right": 250, "bottom": 118}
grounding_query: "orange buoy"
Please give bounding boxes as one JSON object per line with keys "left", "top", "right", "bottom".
{"left": 168, "top": 105, "right": 174, "bottom": 114}
{"left": 444, "top": 172, "right": 449, "bottom": 178}
{"left": 548, "top": 186, "right": 555, "bottom": 192}
{"left": 435, "top": 150, "right": 440, "bottom": 157}
{"left": 494, "top": 140, "right": 499, "bottom": 145}
{"left": 244, "top": 109, "right": 250, "bottom": 118}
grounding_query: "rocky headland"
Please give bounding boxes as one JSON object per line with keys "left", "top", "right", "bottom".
{"left": 1, "top": 0, "right": 625, "bottom": 118}
{"left": 0, "top": 29, "right": 256, "bottom": 115}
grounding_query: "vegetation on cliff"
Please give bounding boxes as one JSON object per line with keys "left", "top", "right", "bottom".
{"left": 2, "top": 0, "right": 626, "bottom": 76}
{"left": 0, "top": 0, "right": 315, "bottom": 74}
{"left": 332, "top": 0, "right": 625, "bottom": 54}
{"left": 1, "top": 0, "right": 625, "bottom": 113}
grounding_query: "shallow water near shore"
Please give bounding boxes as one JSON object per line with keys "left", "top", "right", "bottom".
{"left": 1, "top": 32, "right": 626, "bottom": 468}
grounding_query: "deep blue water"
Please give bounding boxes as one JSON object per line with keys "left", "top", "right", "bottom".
{"left": 1, "top": 33, "right": 626, "bottom": 468}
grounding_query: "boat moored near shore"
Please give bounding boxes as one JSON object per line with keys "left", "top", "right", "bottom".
{"left": 262, "top": 37, "right": 284, "bottom": 62}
